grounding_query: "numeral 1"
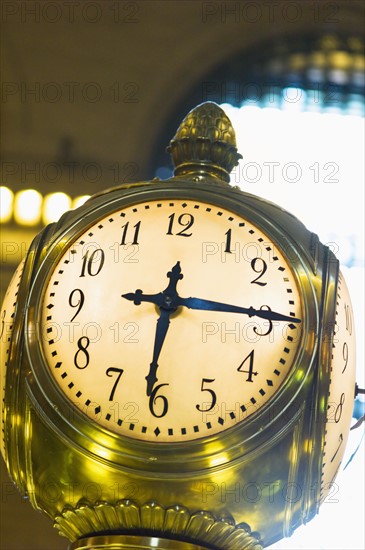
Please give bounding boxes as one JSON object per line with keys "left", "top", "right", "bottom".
{"left": 224, "top": 229, "right": 232, "bottom": 253}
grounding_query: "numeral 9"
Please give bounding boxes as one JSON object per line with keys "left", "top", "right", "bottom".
{"left": 69, "top": 289, "right": 85, "bottom": 322}
{"left": 342, "top": 342, "right": 348, "bottom": 374}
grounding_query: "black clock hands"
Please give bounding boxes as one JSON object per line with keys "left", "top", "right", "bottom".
{"left": 122, "top": 262, "right": 183, "bottom": 396}
{"left": 123, "top": 265, "right": 301, "bottom": 323}
{"left": 175, "top": 296, "right": 301, "bottom": 324}
{"left": 122, "top": 262, "right": 301, "bottom": 396}
{"left": 122, "top": 262, "right": 183, "bottom": 311}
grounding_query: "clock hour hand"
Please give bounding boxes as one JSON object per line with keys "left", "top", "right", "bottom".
{"left": 122, "top": 261, "right": 184, "bottom": 311}
{"left": 146, "top": 308, "right": 171, "bottom": 396}
{"left": 122, "top": 262, "right": 184, "bottom": 396}
{"left": 176, "top": 296, "right": 301, "bottom": 324}
{"left": 122, "top": 289, "right": 164, "bottom": 308}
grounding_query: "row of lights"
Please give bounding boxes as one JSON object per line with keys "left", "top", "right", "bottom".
{"left": 0, "top": 187, "right": 90, "bottom": 226}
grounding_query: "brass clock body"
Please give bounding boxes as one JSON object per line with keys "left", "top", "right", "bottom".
{"left": 0, "top": 103, "right": 356, "bottom": 550}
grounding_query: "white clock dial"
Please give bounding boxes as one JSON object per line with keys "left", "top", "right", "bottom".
{"left": 320, "top": 272, "right": 356, "bottom": 501}
{"left": 0, "top": 259, "right": 25, "bottom": 459}
{"left": 39, "top": 199, "right": 304, "bottom": 442}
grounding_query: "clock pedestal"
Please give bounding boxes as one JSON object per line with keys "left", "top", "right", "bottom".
{"left": 70, "top": 534, "right": 210, "bottom": 549}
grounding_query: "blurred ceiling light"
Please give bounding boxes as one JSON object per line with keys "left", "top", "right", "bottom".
{"left": 14, "top": 189, "right": 42, "bottom": 226}
{"left": 0, "top": 186, "right": 14, "bottom": 223}
{"left": 72, "top": 195, "right": 91, "bottom": 209}
{"left": 42, "top": 192, "right": 71, "bottom": 225}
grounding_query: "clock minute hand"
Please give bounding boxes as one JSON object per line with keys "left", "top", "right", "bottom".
{"left": 176, "top": 296, "right": 301, "bottom": 324}
{"left": 122, "top": 262, "right": 185, "bottom": 397}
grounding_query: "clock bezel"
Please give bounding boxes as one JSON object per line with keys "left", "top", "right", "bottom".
{"left": 26, "top": 180, "right": 319, "bottom": 473}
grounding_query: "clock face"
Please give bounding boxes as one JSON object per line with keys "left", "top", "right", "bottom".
{"left": 39, "top": 199, "right": 303, "bottom": 442}
{"left": 320, "top": 272, "right": 356, "bottom": 501}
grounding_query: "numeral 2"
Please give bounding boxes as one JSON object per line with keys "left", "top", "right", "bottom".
{"left": 251, "top": 258, "right": 267, "bottom": 286}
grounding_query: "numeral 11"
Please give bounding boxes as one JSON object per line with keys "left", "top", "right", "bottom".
{"left": 121, "top": 221, "right": 141, "bottom": 245}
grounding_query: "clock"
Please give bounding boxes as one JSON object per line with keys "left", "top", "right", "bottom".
{"left": 1, "top": 102, "right": 358, "bottom": 550}
{"left": 37, "top": 197, "right": 303, "bottom": 443}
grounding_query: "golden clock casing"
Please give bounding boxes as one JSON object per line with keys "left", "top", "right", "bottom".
{"left": 1, "top": 177, "right": 342, "bottom": 546}
{"left": 0, "top": 103, "right": 356, "bottom": 550}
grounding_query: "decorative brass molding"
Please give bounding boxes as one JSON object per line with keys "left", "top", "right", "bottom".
{"left": 54, "top": 500, "right": 263, "bottom": 550}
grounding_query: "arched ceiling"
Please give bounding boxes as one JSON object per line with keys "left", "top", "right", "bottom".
{"left": 3, "top": 0, "right": 363, "bottom": 195}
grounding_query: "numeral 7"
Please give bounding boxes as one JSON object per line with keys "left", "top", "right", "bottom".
{"left": 106, "top": 367, "right": 124, "bottom": 401}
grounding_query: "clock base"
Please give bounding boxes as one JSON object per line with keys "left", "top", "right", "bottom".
{"left": 70, "top": 534, "right": 211, "bottom": 550}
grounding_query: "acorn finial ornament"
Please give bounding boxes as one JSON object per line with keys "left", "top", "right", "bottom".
{"left": 167, "top": 102, "right": 242, "bottom": 182}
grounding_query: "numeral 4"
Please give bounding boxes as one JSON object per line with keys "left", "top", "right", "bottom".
{"left": 237, "top": 350, "right": 257, "bottom": 382}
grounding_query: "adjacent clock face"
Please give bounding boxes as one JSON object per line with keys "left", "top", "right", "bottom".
{"left": 320, "top": 272, "right": 356, "bottom": 501}
{"left": 39, "top": 199, "right": 303, "bottom": 442}
{"left": 0, "top": 259, "right": 25, "bottom": 459}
